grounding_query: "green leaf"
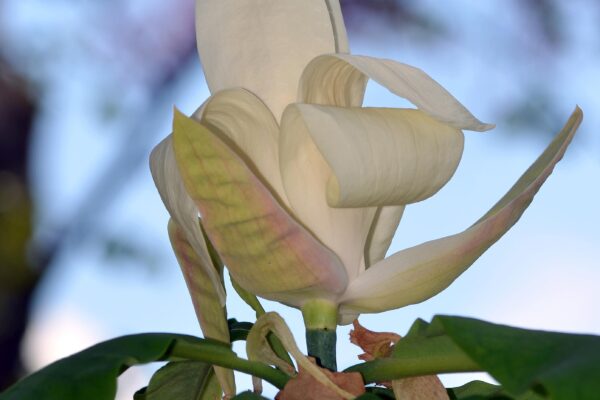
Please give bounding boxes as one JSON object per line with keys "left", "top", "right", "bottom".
{"left": 141, "top": 361, "right": 221, "bottom": 400}
{"left": 447, "top": 380, "right": 544, "bottom": 399}
{"left": 230, "top": 391, "right": 270, "bottom": 399}
{"left": 439, "top": 316, "right": 600, "bottom": 400}
{"left": 346, "top": 316, "right": 600, "bottom": 400}
{"left": 1, "top": 333, "right": 290, "bottom": 400}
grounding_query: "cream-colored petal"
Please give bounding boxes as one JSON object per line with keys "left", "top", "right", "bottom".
{"left": 299, "top": 54, "right": 494, "bottom": 131}
{"left": 168, "top": 219, "right": 236, "bottom": 398}
{"left": 324, "top": 0, "right": 349, "bottom": 53}
{"left": 280, "top": 105, "right": 376, "bottom": 282}
{"left": 364, "top": 206, "right": 405, "bottom": 269}
{"left": 149, "top": 136, "right": 226, "bottom": 304}
{"left": 339, "top": 107, "right": 582, "bottom": 315}
{"left": 198, "top": 88, "right": 288, "bottom": 206}
{"left": 172, "top": 109, "right": 347, "bottom": 306}
{"left": 284, "top": 105, "right": 464, "bottom": 208}
{"left": 195, "top": 0, "right": 337, "bottom": 121}
{"left": 392, "top": 376, "right": 449, "bottom": 400}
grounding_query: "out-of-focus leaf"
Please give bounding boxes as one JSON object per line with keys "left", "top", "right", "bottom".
{"left": 136, "top": 361, "right": 220, "bottom": 400}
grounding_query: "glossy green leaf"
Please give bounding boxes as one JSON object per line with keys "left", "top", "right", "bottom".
{"left": 137, "top": 361, "right": 220, "bottom": 400}
{"left": 364, "top": 386, "right": 396, "bottom": 399}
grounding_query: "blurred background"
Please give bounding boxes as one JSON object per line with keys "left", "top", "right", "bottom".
{"left": 1, "top": 0, "right": 599, "bottom": 398}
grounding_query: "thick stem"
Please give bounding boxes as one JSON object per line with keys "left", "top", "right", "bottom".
{"left": 301, "top": 299, "right": 338, "bottom": 371}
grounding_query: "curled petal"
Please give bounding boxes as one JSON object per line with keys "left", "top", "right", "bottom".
{"left": 196, "top": 0, "right": 338, "bottom": 120}
{"left": 168, "top": 219, "right": 235, "bottom": 398}
{"left": 299, "top": 54, "right": 494, "bottom": 131}
{"left": 339, "top": 107, "right": 583, "bottom": 315}
{"left": 150, "top": 136, "right": 226, "bottom": 304}
{"left": 172, "top": 109, "right": 347, "bottom": 306}
{"left": 282, "top": 105, "right": 464, "bottom": 208}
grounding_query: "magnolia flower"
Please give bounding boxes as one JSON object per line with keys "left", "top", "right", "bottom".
{"left": 152, "top": 0, "right": 581, "bottom": 342}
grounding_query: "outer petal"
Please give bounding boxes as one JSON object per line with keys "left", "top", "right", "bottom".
{"left": 195, "top": 0, "right": 338, "bottom": 121}
{"left": 150, "top": 136, "right": 226, "bottom": 304}
{"left": 299, "top": 54, "right": 494, "bottom": 131}
{"left": 172, "top": 109, "right": 347, "bottom": 306}
{"left": 339, "top": 107, "right": 583, "bottom": 315}
{"left": 199, "top": 88, "right": 289, "bottom": 206}
{"left": 168, "top": 219, "right": 235, "bottom": 397}
{"left": 282, "top": 105, "right": 465, "bottom": 208}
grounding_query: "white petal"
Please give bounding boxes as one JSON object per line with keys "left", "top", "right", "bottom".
{"left": 150, "top": 137, "right": 226, "bottom": 304}
{"left": 339, "top": 108, "right": 583, "bottom": 315}
{"left": 364, "top": 206, "right": 405, "bottom": 269}
{"left": 300, "top": 54, "right": 494, "bottom": 131}
{"left": 280, "top": 106, "right": 376, "bottom": 282}
{"left": 195, "top": 0, "right": 338, "bottom": 121}
{"left": 283, "top": 104, "right": 464, "bottom": 208}
{"left": 198, "top": 88, "right": 288, "bottom": 206}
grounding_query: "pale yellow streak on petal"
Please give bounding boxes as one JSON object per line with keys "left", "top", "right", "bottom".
{"left": 340, "top": 107, "right": 582, "bottom": 314}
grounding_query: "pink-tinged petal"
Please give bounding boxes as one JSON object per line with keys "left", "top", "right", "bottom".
{"left": 168, "top": 219, "right": 235, "bottom": 398}
{"left": 299, "top": 54, "right": 493, "bottom": 131}
{"left": 195, "top": 0, "right": 338, "bottom": 121}
{"left": 171, "top": 109, "right": 347, "bottom": 306}
{"left": 150, "top": 136, "right": 226, "bottom": 304}
{"left": 339, "top": 107, "right": 582, "bottom": 315}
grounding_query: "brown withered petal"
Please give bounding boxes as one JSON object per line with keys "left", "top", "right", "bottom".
{"left": 275, "top": 358, "right": 365, "bottom": 400}
{"left": 349, "top": 320, "right": 401, "bottom": 361}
